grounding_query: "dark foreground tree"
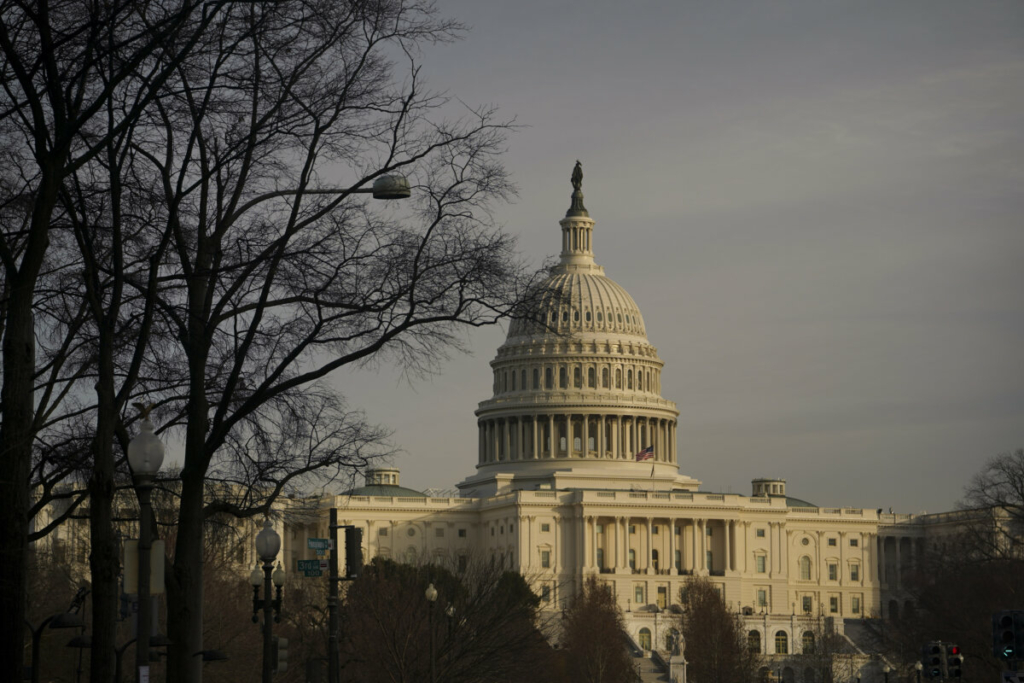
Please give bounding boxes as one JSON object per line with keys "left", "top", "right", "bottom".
{"left": 863, "top": 448, "right": 1024, "bottom": 680}
{"left": 679, "top": 576, "right": 760, "bottom": 683}
{"left": 339, "top": 557, "right": 554, "bottom": 683}
{"left": 560, "top": 576, "right": 633, "bottom": 683}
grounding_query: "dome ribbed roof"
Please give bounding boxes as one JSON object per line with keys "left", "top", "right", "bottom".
{"left": 507, "top": 269, "right": 648, "bottom": 341}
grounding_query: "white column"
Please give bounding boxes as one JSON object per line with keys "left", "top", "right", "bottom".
{"left": 690, "top": 520, "right": 697, "bottom": 573}
{"left": 532, "top": 416, "right": 539, "bottom": 459}
{"left": 669, "top": 517, "right": 677, "bottom": 575}
{"left": 724, "top": 520, "right": 732, "bottom": 572}
{"left": 518, "top": 418, "right": 525, "bottom": 460}
{"left": 549, "top": 414, "right": 555, "bottom": 457}
{"left": 591, "top": 516, "right": 599, "bottom": 568}
{"left": 599, "top": 415, "right": 606, "bottom": 457}
{"left": 582, "top": 414, "right": 589, "bottom": 457}
{"left": 646, "top": 518, "right": 654, "bottom": 574}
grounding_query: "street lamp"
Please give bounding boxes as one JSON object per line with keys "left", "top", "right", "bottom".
{"left": 254, "top": 519, "right": 282, "bottom": 683}
{"left": 127, "top": 408, "right": 165, "bottom": 683}
{"left": 425, "top": 583, "right": 438, "bottom": 683}
{"left": 883, "top": 664, "right": 891, "bottom": 683}
{"left": 915, "top": 661, "right": 923, "bottom": 683}
{"left": 25, "top": 612, "right": 83, "bottom": 683}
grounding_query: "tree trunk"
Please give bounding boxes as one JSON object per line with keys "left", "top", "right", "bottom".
{"left": 0, "top": 168, "right": 59, "bottom": 682}
{"left": 87, "top": 329, "right": 120, "bottom": 683}
{"left": 167, "top": 470, "right": 207, "bottom": 683}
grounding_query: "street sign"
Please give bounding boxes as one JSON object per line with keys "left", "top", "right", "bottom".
{"left": 307, "top": 538, "right": 333, "bottom": 551}
{"left": 296, "top": 559, "right": 329, "bottom": 577}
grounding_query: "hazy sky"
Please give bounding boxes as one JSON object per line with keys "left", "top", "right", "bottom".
{"left": 333, "top": 0, "right": 1024, "bottom": 514}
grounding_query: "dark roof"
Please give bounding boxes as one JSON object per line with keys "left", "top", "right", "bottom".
{"left": 784, "top": 495, "right": 818, "bottom": 508}
{"left": 341, "top": 484, "right": 427, "bottom": 498}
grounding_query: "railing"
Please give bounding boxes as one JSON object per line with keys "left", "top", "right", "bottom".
{"left": 703, "top": 494, "right": 724, "bottom": 501}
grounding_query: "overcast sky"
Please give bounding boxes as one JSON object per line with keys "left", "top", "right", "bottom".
{"left": 332, "top": 0, "right": 1024, "bottom": 514}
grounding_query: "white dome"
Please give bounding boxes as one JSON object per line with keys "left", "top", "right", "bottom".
{"left": 458, "top": 162, "right": 698, "bottom": 498}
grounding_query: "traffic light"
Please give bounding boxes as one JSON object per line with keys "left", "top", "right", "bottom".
{"left": 272, "top": 636, "right": 289, "bottom": 673}
{"left": 344, "top": 526, "right": 363, "bottom": 579}
{"left": 994, "top": 610, "right": 1021, "bottom": 660}
{"left": 923, "top": 641, "right": 943, "bottom": 679}
{"left": 946, "top": 644, "right": 963, "bottom": 678}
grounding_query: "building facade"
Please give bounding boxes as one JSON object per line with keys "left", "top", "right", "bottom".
{"left": 271, "top": 167, "right": 944, "bottom": 682}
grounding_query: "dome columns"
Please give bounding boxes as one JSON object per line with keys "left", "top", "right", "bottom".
{"left": 477, "top": 412, "right": 677, "bottom": 465}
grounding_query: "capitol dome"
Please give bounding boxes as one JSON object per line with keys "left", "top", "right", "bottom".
{"left": 458, "top": 163, "right": 699, "bottom": 497}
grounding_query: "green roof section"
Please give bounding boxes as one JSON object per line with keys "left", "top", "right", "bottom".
{"left": 341, "top": 483, "right": 427, "bottom": 498}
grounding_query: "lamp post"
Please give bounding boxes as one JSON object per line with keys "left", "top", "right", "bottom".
{"left": 127, "top": 409, "right": 164, "bottom": 683}
{"left": 883, "top": 664, "right": 891, "bottom": 683}
{"left": 26, "top": 612, "right": 83, "bottom": 683}
{"left": 254, "top": 519, "right": 282, "bottom": 683}
{"left": 425, "top": 583, "right": 438, "bottom": 683}
{"left": 915, "top": 661, "right": 923, "bottom": 683}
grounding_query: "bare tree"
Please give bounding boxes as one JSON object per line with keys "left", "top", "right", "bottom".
{"left": 339, "top": 556, "right": 553, "bottom": 683}
{"left": 0, "top": 2, "right": 244, "bottom": 677}
{"left": 559, "top": 576, "right": 633, "bottom": 683}
{"left": 679, "top": 576, "right": 761, "bottom": 683}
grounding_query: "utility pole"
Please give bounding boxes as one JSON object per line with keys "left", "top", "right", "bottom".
{"left": 329, "top": 508, "right": 340, "bottom": 683}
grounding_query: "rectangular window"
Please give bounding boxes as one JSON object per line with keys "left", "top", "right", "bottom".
{"left": 458, "top": 528, "right": 467, "bottom": 538}
{"left": 630, "top": 525, "right": 636, "bottom": 534}
{"left": 674, "top": 550, "right": 681, "bottom": 570}
{"left": 435, "top": 528, "right": 444, "bottom": 538}
{"left": 828, "top": 538, "right": 837, "bottom": 547}
{"left": 596, "top": 548, "right": 604, "bottom": 569}
{"left": 706, "top": 550, "right": 713, "bottom": 570}
{"left": 653, "top": 525, "right": 659, "bottom": 535}
{"left": 756, "top": 528, "right": 766, "bottom": 538}
{"left": 533, "top": 368, "right": 539, "bottom": 389}
{"left": 378, "top": 528, "right": 388, "bottom": 537}
{"left": 850, "top": 538, "right": 859, "bottom": 547}
{"left": 491, "top": 528, "right": 494, "bottom": 536}
{"left": 559, "top": 367, "right": 567, "bottom": 389}
{"left": 756, "top": 555, "right": 766, "bottom": 573}
{"left": 634, "top": 585, "right": 645, "bottom": 604}
{"left": 829, "top": 597, "right": 839, "bottom": 613}
{"left": 541, "top": 585, "right": 551, "bottom": 602}
{"left": 458, "top": 555, "right": 467, "bottom": 572}
{"left": 541, "top": 523, "right": 550, "bottom": 532}
{"left": 657, "top": 586, "right": 668, "bottom": 609}
{"left": 850, "top": 564, "right": 860, "bottom": 582}
{"left": 541, "top": 550, "right": 551, "bottom": 568}
{"left": 675, "top": 525, "right": 681, "bottom": 535}
{"left": 596, "top": 524, "right": 604, "bottom": 534}
{"left": 509, "top": 523, "right": 514, "bottom": 532}
{"left": 852, "top": 596, "right": 861, "bottom": 614}
{"left": 757, "top": 589, "right": 767, "bottom": 607}
{"left": 802, "top": 596, "right": 812, "bottom": 613}
{"left": 706, "top": 526, "right": 713, "bottom": 536}
{"left": 828, "top": 564, "right": 838, "bottom": 581}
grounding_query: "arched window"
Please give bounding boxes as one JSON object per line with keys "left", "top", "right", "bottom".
{"left": 558, "top": 423, "right": 567, "bottom": 453}
{"left": 597, "top": 311, "right": 603, "bottom": 322}
{"left": 617, "top": 313, "right": 622, "bottom": 323}
{"left": 638, "top": 371, "right": 643, "bottom": 391}
{"left": 585, "top": 310, "right": 591, "bottom": 322}
{"left": 602, "top": 368, "right": 609, "bottom": 388}
{"left": 573, "top": 309, "right": 580, "bottom": 322}
{"left": 588, "top": 435, "right": 595, "bottom": 451}
{"left": 615, "top": 369, "right": 622, "bottom": 388}
{"left": 800, "top": 556, "right": 812, "bottom": 580}
{"left": 510, "top": 372, "right": 515, "bottom": 391}
{"left": 748, "top": 631, "right": 761, "bottom": 654}
{"left": 573, "top": 366, "right": 581, "bottom": 388}
{"left": 625, "top": 314, "right": 631, "bottom": 324}
{"left": 503, "top": 372, "right": 508, "bottom": 392}
{"left": 561, "top": 310, "right": 568, "bottom": 322}
{"left": 629, "top": 549, "right": 636, "bottom": 570}
{"left": 802, "top": 631, "right": 815, "bottom": 654}
{"left": 559, "top": 367, "right": 567, "bottom": 389}
{"left": 521, "top": 369, "right": 526, "bottom": 390}
{"left": 627, "top": 370, "right": 633, "bottom": 389}
{"left": 573, "top": 436, "right": 581, "bottom": 451}
{"left": 775, "top": 631, "right": 788, "bottom": 655}
{"left": 533, "top": 368, "right": 540, "bottom": 389}
{"left": 545, "top": 368, "right": 553, "bottom": 389}
{"left": 588, "top": 367, "right": 596, "bottom": 387}
{"left": 639, "top": 628, "right": 651, "bottom": 651}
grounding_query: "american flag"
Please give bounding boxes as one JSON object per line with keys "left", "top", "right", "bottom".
{"left": 634, "top": 446, "right": 654, "bottom": 461}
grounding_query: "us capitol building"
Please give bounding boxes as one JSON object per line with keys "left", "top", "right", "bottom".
{"left": 253, "top": 163, "right": 971, "bottom": 682}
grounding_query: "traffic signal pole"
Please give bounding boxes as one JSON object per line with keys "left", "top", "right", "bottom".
{"left": 328, "top": 508, "right": 340, "bottom": 683}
